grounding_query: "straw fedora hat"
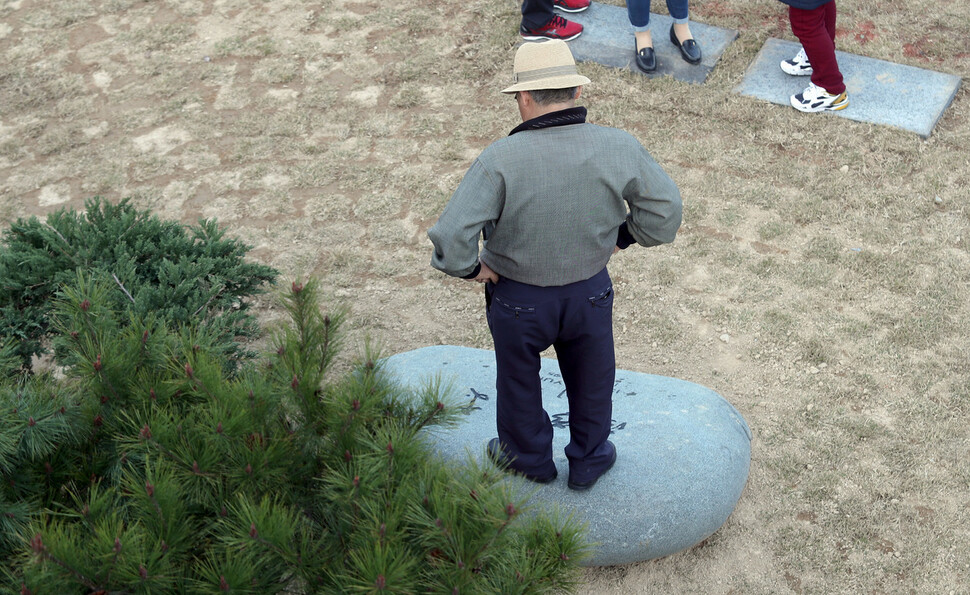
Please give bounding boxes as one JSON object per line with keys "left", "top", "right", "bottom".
{"left": 501, "top": 39, "right": 591, "bottom": 94}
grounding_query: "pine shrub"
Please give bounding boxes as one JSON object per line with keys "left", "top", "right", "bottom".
{"left": 0, "top": 198, "right": 277, "bottom": 373}
{"left": 0, "top": 278, "right": 588, "bottom": 594}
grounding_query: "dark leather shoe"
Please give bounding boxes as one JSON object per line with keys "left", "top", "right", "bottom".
{"left": 634, "top": 43, "right": 656, "bottom": 73}
{"left": 669, "top": 25, "right": 702, "bottom": 64}
{"left": 487, "top": 438, "right": 558, "bottom": 484}
{"left": 567, "top": 442, "right": 617, "bottom": 491}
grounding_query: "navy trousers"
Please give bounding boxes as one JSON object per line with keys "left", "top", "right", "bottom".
{"left": 485, "top": 268, "right": 617, "bottom": 483}
{"left": 521, "top": 0, "right": 554, "bottom": 30}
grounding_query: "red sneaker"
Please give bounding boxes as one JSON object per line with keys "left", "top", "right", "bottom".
{"left": 554, "top": 0, "right": 590, "bottom": 13}
{"left": 520, "top": 15, "right": 583, "bottom": 41}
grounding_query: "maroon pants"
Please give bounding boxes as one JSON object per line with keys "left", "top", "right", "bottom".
{"left": 789, "top": 1, "right": 845, "bottom": 95}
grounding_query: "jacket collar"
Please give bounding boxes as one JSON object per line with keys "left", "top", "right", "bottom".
{"left": 509, "top": 106, "right": 587, "bottom": 136}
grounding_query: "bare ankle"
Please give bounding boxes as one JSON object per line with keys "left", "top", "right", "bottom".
{"left": 673, "top": 23, "right": 693, "bottom": 41}
{"left": 635, "top": 31, "right": 653, "bottom": 51}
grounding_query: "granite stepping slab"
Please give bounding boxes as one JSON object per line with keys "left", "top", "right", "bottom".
{"left": 565, "top": 4, "right": 738, "bottom": 84}
{"left": 382, "top": 345, "right": 751, "bottom": 566}
{"left": 737, "top": 37, "right": 962, "bottom": 138}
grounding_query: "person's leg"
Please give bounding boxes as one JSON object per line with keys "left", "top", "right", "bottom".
{"left": 486, "top": 280, "right": 558, "bottom": 478}
{"left": 553, "top": 271, "right": 617, "bottom": 483}
{"left": 521, "top": 0, "right": 555, "bottom": 30}
{"left": 666, "top": 0, "right": 692, "bottom": 41}
{"left": 823, "top": 0, "right": 837, "bottom": 43}
{"left": 521, "top": 0, "right": 583, "bottom": 41}
{"left": 789, "top": 3, "right": 844, "bottom": 94}
{"left": 628, "top": 0, "right": 653, "bottom": 50}
{"left": 666, "top": 0, "right": 701, "bottom": 63}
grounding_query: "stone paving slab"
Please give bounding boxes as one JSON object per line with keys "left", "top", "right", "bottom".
{"left": 566, "top": 4, "right": 738, "bottom": 84}
{"left": 737, "top": 37, "right": 962, "bottom": 138}
{"left": 382, "top": 345, "right": 751, "bottom": 567}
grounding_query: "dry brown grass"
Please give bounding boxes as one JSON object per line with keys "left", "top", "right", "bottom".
{"left": 2, "top": 0, "right": 970, "bottom": 592}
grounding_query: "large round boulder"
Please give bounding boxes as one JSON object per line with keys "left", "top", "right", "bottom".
{"left": 383, "top": 345, "right": 751, "bottom": 566}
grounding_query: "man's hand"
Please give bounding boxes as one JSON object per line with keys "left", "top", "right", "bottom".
{"left": 472, "top": 261, "right": 499, "bottom": 284}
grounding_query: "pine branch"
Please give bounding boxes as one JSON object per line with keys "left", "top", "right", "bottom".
{"left": 43, "top": 222, "right": 70, "bottom": 246}
{"left": 111, "top": 273, "right": 136, "bottom": 305}
{"left": 141, "top": 436, "right": 198, "bottom": 477}
{"left": 144, "top": 481, "right": 166, "bottom": 535}
{"left": 192, "top": 284, "right": 225, "bottom": 317}
{"left": 415, "top": 401, "right": 448, "bottom": 430}
{"left": 30, "top": 534, "right": 100, "bottom": 590}
{"left": 42, "top": 222, "right": 79, "bottom": 265}
{"left": 91, "top": 356, "right": 122, "bottom": 403}
{"left": 470, "top": 506, "right": 516, "bottom": 568}
{"left": 104, "top": 536, "right": 122, "bottom": 587}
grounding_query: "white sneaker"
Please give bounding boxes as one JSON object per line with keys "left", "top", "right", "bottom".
{"left": 790, "top": 82, "right": 849, "bottom": 113}
{"left": 781, "top": 48, "right": 813, "bottom": 76}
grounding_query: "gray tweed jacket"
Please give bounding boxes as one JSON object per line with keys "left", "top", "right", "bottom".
{"left": 428, "top": 109, "right": 682, "bottom": 287}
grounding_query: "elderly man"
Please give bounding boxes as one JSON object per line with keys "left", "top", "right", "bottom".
{"left": 428, "top": 40, "right": 682, "bottom": 491}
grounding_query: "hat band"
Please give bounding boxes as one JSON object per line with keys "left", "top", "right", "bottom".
{"left": 513, "top": 64, "right": 579, "bottom": 84}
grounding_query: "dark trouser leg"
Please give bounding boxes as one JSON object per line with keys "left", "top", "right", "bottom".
{"left": 665, "top": 0, "right": 689, "bottom": 21}
{"left": 555, "top": 274, "right": 616, "bottom": 482}
{"left": 486, "top": 281, "right": 557, "bottom": 477}
{"left": 626, "top": 0, "right": 651, "bottom": 27}
{"left": 789, "top": 2, "right": 845, "bottom": 94}
{"left": 521, "top": 0, "right": 555, "bottom": 30}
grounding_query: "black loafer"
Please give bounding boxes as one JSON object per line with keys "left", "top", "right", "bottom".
{"left": 487, "top": 438, "right": 558, "bottom": 484}
{"left": 669, "top": 25, "right": 702, "bottom": 64}
{"left": 567, "top": 442, "right": 617, "bottom": 491}
{"left": 635, "top": 43, "right": 656, "bottom": 73}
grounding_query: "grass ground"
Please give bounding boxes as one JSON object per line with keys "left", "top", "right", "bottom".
{"left": 2, "top": 0, "right": 969, "bottom": 592}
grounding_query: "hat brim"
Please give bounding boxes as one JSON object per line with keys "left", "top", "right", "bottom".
{"left": 501, "top": 74, "right": 591, "bottom": 94}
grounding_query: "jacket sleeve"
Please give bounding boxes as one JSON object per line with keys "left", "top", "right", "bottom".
{"left": 623, "top": 148, "right": 683, "bottom": 247}
{"left": 428, "top": 159, "right": 505, "bottom": 278}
